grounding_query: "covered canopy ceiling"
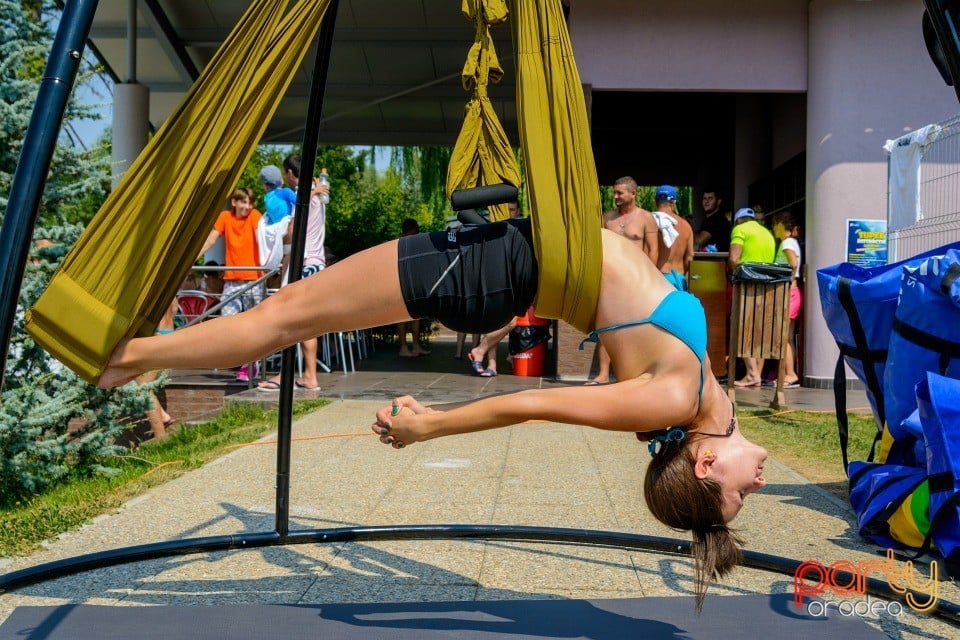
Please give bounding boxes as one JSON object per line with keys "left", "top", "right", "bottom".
{"left": 86, "top": 0, "right": 523, "bottom": 146}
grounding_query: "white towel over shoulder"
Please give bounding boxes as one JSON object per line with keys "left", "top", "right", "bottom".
{"left": 652, "top": 211, "right": 680, "bottom": 248}
{"left": 256, "top": 216, "right": 290, "bottom": 270}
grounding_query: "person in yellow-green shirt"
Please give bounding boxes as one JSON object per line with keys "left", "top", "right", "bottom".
{"left": 728, "top": 208, "right": 775, "bottom": 388}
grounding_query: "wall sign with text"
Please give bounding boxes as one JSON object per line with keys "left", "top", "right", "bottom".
{"left": 847, "top": 219, "right": 888, "bottom": 267}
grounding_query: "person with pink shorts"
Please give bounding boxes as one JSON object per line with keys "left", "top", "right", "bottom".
{"left": 772, "top": 211, "right": 803, "bottom": 388}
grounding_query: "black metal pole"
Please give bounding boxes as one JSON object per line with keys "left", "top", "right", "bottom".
{"left": 0, "top": 0, "right": 100, "bottom": 389}
{"left": 275, "top": 0, "right": 341, "bottom": 537}
{"left": 924, "top": 0, "right": 960, "bottom": 104}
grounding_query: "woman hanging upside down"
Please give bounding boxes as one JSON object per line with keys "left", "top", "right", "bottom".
{"left": 99, "top": 217, "right": 767, "bottom": 610}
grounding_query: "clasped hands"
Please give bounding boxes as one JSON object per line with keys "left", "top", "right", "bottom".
{"left": 372, "top": 395, "right": 432, "bottom": 449}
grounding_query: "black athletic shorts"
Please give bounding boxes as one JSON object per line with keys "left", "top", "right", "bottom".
{"left": 397, "top": 219, "right": 538, "bottom": 334}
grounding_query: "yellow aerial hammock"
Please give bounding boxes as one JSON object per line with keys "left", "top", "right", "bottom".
{"left": 447, "top": 0, "right": 602, "bottom": 332}
{"left": 25, "top": 0, "right": 330, "bottom": 384}
{"left": 445, "top": 0, "right": 521, "bottom": 223}
{"left": 512, "top": 0, "right": 602, "bottom": 332}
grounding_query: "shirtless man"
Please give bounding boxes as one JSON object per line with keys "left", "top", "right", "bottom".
{"left": 652, "top": 185, "right": 695, "bottom": 291}
{"left": 602, "top": 176, "right": 659, "bottom": 262}
{"left": 589, "top": 176, "right": 659, "bottom": 384}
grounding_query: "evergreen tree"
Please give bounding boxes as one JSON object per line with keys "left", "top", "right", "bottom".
{"left": 0, "top": 0, "right": 152, "bottom": 506}
{"left": 0, "top": 0, "right": 110, "bottom": 227}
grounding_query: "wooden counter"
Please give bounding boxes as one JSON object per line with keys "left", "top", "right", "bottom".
{"left": 689, "top": 252, "right": 729, "bottom": 376}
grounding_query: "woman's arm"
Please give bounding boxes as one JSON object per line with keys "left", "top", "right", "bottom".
{"left": 374, "top": 376, "right": 698, "bottom": 447}
{"left": 784, "top": 246, "right": 799, "bottom": 284}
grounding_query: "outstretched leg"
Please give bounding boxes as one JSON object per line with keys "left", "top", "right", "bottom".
{"left": 100, "top": 240, "right": 411, "bottom": 387}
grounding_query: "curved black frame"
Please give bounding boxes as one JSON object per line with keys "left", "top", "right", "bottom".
{"left": 1, "top": 524, "right": 957, "bottom": 627}
{"left": 1, "top": 2, "right": 959, "bottom": 633}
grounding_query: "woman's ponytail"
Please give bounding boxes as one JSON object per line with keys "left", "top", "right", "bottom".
{"left": 644, "top": 441, "right": 743, "bottom": 612}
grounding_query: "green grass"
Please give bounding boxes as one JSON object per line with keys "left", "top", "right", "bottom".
{"left": 738, "top": 408, "right": 879, "bottom": 499}
{"left": 0, "top": 399, "right": 327, "bottom": 558}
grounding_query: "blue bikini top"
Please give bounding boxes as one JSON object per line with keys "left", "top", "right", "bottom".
{"left": 579, "top": 290, "right": 708, "bottom": 405}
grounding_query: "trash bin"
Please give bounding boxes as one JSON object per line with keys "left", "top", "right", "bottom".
{"left": 728, "top": 262, "right": 794, "bottom": 407}
{"left": 509, "top": 308, "right": 550, "bottom": 377}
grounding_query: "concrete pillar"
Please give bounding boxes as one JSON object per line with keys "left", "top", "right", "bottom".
{"left": 111, "top": 82, "right": 149, "bottom": 187}
{"left": 804, "top": 0, "right": 957, "bottom": 386}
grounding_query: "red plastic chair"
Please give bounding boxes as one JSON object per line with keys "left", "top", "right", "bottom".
{"left": 176, "top": 291, "right": 217, "bottom": 324}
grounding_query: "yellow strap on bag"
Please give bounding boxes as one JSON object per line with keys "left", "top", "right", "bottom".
{"left": 886, "top": 478, "right": 931, "bottom": 549}
{"left": 26, "top": 0, "right": 330, "bottom": 383}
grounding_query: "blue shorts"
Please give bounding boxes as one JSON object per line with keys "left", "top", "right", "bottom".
{"left": 301, "top": 264, "right": 322, "bottom": 279}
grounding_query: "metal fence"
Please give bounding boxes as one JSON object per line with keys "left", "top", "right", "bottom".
{"left": 889, "top": 113, "right": 960, "bottom": 261}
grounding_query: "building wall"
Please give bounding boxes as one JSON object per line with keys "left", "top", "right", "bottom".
{"left": 569, "top": 0, "right": 808, "bottom": 92}
{"left": 805, "top": 0, "right": 958, "bottom": 383}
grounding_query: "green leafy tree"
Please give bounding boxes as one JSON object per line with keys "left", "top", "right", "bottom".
{"left": 325, "top": 167, "right": 420, "bottom": 258}
{"left": 1, "top": 0, "right": 152, "bottom": 506}
{"left": 386, "top": 146, "right": 453, "bottom": 230}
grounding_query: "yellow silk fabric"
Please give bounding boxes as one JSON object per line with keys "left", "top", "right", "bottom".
{"left": 446, "top": 0, "right": 521, "bottom": 223}
{"left": 26, "top": 0, "right": 328, "bottom": 383}
{"left": 512, "top": 0, "right": 602, "bottom": 332}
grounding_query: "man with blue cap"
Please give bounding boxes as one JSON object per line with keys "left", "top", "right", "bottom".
{"left": 653, "top": 185, "right": 694, "bottom": 291}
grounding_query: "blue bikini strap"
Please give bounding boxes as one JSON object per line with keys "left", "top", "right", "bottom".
{"left": 578, "top": 320, "right": 649, "bottom": 350}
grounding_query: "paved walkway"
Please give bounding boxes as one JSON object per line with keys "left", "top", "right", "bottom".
{"left": 0, "top": 334, "right": 955, "bottom": 639}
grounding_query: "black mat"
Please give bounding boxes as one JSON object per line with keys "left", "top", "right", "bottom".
{"left": 0, "top": 594, "right": 889, "bottom": 639}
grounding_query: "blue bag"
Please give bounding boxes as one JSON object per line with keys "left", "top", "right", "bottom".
{"left": 892, "top": 410, "right": 927, "bottom": 471}
{"left": 916, "top": 373, "right": 960, "bottom": 568}
{"left": 817, "top": 241, "right": 960, "bottom": 469}
{"left": 848, "top": 460, "right": 928, "bottom": 549}
{"left": 883, "top": 252, "right": 960, "bottom": 465}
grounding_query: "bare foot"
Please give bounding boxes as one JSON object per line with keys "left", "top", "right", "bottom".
{"left": 411, "top": 345, "right": 431, "bottom": 356}
{"left": 295, "top": 377, "right": 320, "bottom": 390}
{"left": 584, "top": 377, "right": 610, "bottom": 386}
{"left": 98, "top": 342, "right": 142, "bottom": 388}
{"left": 467, "top": 346, "right": 486, "bottom": 364}
{"left": 733, "top": 377, "right": 761, "bottom": 388}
